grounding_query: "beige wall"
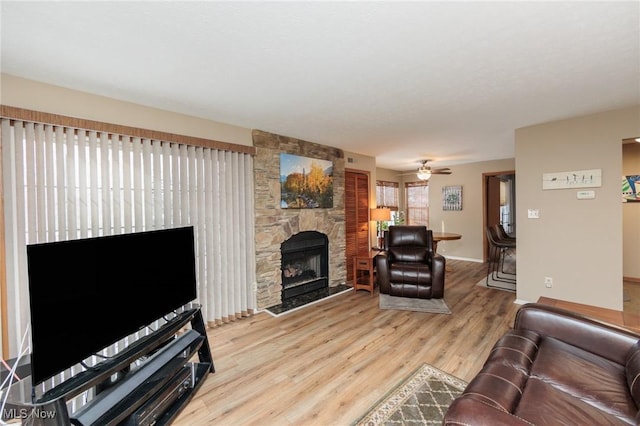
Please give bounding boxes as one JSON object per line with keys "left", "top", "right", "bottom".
{"left": 515, "top": 106, "right": 640, "bottom": 311}
{"left": 0, "top": 74, "right": 253, "bottom": 145}
{"left": 623, "top": 142, "right": 640, "bottom": 279}
{"left": 375, "top": 167, "right": 402, "bottom": 183}
{"left": 425, "top": 159, "right": 515, "bottom": 262}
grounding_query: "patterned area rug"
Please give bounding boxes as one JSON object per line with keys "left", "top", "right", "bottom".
{"left": 354, "top": 363, "right": 467, "bottom": 425}
{"left": 379, "top": 294, "right": 451, "bottom": 314}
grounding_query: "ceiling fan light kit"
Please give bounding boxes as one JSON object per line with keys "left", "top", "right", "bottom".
{"left": 414, "top": 159, "right": 452, "bottom": 181}
{"left": 417, "top": 168, "right": 432, "bottom": 181}
{"left": 397, "top": 160, "right": 453, "bottom": 180}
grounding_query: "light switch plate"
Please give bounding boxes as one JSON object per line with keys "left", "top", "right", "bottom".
{"left": 577, "top": 190, "right": 595, "bottom": 199}
{"left": 527, "top": 209, "right": 540, "bottom": 219}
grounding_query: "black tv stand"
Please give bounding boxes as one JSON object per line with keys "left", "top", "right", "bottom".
{"left": 3, "top": 306, "right": 213, "bottom": 426}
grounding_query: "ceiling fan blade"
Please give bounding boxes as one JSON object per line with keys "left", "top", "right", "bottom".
{"left": 397, "top": 164, "right": 452, "bottom": 176}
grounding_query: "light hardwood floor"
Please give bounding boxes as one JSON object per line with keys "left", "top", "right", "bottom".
{"left": 173, "top": 260, "right": 520, "bottom": 426}
{"left": 624, "top": 280, "right": 640, "bottom": 330}
{"left": 173, "top": 261, "right": 639, "bottom": 425}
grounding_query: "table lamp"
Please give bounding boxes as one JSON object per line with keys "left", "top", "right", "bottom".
{"left": 370, "top": 207, "right": 391, "bottom": 249}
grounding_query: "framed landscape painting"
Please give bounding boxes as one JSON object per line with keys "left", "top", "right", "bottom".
{"left": 280, "top": 153, "right": 333, "bottom": 209}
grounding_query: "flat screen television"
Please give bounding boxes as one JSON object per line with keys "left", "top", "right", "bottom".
{"left": 26, "top": 226, "right": 197, "bottom": 386}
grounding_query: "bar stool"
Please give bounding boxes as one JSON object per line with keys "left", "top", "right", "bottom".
{"left": 486, "top": 225, "right": 516, "bottom": 287}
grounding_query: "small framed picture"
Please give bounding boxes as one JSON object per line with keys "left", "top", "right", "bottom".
{"left": 442, "top": 186, "right": 462, "bottom": 211}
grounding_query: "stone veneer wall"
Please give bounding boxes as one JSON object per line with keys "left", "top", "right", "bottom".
{"left": 253, "top": 129, "right": 346, "bottom": 309}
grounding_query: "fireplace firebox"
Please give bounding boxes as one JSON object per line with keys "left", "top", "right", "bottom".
{"left": 281, "top": 231, "right": 329, "bottom": 301}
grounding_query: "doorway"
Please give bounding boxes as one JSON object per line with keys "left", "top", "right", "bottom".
{"left": 483, "top": 171, "right": 516, "bottom": 262}
{"left": 623, "top": 138, "right": 640, "bottom": 325}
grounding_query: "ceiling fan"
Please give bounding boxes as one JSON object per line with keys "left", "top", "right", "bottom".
{"left": 399, "top": 160, "right": 452, "bottom": 181}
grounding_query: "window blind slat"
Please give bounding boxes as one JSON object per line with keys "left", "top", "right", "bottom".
{"left": 142, "top": 139, "right": 153, "bottom": 229}
{"left": 25, "top": 123, "right": 37, "bottom": 243}
{"left": 99, "top": 132, "right": 112, "bottom": 236}
{"left": 112, "top": 135, "right": 121, "bottom": 235}
{"left": 45, "top": 126, "right": 56, "bottom": 241}
{"left": 77, "top": 130, "right": 88, "bottom": 239}
{"left": 162, "top": 142, "right": 171, "bottom": 228}
{"left": 173, "top": 143, "right": 182, "bottom": 227}
{"left": 219, "top": 151, "right": 229, "bottom": 320}
{"left": 132, "top": 137, "right": 143, "bottom": 231}
{"left": 34, "top": 124, "right": 46, "bottom": 242}
{"left": 204, "top": 149, "right": 217, "bottom": 321}
{"left": 153, "top": 141, "right": 163, "bottom": 228}
{"left": 89, "top": 132, "right": 100, "bottom": 237}
{"left": 56, "top": 127, "right": 67, "bottom": 239}
{"left": 121, "top": 136, "right": 132, "bottom": 234}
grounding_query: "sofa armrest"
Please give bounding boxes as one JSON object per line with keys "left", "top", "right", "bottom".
{"left": 375, "top": 251, "right": 390, "bottom": 293}
{"left": 514, "top": 303, "right": 640, "bottom": 365}
{"left": 428, "top": 253, "right": 445, "bottom": 298}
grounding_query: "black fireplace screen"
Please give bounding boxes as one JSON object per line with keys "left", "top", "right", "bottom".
{"left": 281, "top": 231, "right": 329, "bottom": 300}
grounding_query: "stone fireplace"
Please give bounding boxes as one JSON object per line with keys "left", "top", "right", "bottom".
{"left": 253, "top": 130, "right": 346, "bottom": 309}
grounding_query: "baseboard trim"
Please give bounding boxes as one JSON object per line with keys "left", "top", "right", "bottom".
{"left": 514, "top": 299, "right": 530, "bottom": 305}
{"left": 444, "top": 256, "right": 483, "bottom": 263}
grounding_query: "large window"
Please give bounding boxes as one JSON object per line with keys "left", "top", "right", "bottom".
{"left": 405, "top": 181, "right": 429, "bottom": 226}
{"left": 376, "top": 180, "right": 401, "bottom": 226}
{"left": 375, "top": 180, "right": 399, "bottom": 210}
{"left": 1, "top": 116, "right": 256, "bottom": 360}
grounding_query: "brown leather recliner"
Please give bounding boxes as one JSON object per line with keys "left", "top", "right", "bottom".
{"left": 375, "top": 226, "right": 445, "bottom": 299}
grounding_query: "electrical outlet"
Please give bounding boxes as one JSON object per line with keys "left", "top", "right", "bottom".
{"left": 544, "top": 277, "right": 553, "bottom": 288}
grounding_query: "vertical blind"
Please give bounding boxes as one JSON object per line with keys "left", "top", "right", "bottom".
{"left": 1, "top": 118, "right": 256, "bottom": 357}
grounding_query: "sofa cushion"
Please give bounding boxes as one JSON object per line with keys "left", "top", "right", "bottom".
{"left": 389, "top": 247, "right": 429, "bottom": 263}
{"left": 516, "top": 336, "right": 636, "bottom": 424}
{"left": 389, "top": 261, "right": 431, "bottom": 284}
{"left": 515, "top": 376, "right": 635, "bottom": 425}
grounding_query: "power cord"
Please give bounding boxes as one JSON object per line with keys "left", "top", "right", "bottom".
{"left": 0, "top": 324, "right": 30, "bottom": 425}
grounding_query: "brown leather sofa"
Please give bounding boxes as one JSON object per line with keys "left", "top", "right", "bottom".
{"left": 443, "top": 303, "right": 640, "bottom": 425}
{"left": 375, "top": 226, "right": 445, "bottom": 299}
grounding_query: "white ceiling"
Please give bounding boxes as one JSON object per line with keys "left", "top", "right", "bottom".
{"left": 1, "top": 1, "right": 639, "bottom": 170}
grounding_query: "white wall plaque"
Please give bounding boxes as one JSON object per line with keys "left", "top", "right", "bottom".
{"left": 542, "top": 169, "right": 602, "bottom": 190}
